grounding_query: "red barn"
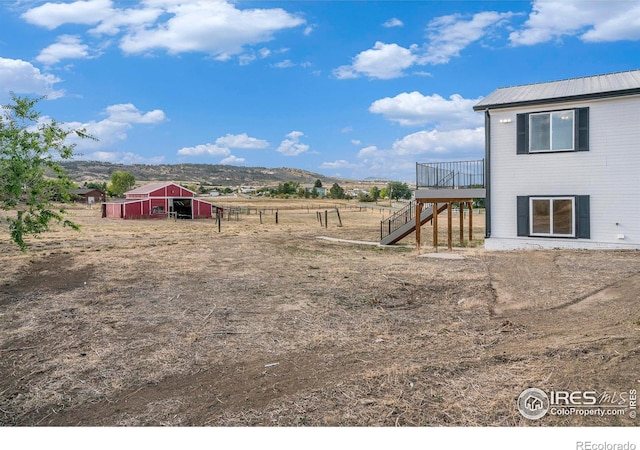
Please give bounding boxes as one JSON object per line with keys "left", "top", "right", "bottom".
{"left": 102, "top": 182, "right": 221, "bottom": 219}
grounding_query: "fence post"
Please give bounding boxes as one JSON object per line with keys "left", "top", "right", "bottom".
{"left": 335, "top": 208, "right": 342, "bottom": 227}
{"left": 325, "top": 210, "right": 328, "bottom": 228}
{"left": 275, "top": 209, "right": 279, "bottom": 224}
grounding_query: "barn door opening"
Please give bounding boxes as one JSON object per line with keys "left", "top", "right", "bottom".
{"left": 173, "top": 198, "right": 193, "bottom": 219}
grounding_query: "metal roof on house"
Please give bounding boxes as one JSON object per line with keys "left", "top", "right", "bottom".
{"left": 69, "top": 188, "right": 102, "bottom": 195}
{"left": 125, "top": 182, "right": 195, "bottom": 195}
{"left": 473, "top": 69, "right": 640, "bottom": 111}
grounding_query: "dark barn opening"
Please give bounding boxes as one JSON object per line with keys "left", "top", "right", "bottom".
{"left": 174, "top": 199, "right": 192, "bottom": 219}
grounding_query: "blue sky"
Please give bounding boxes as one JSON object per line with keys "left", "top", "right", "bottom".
{"left": 1, "top": 0, "right": 639, "bottom": 182}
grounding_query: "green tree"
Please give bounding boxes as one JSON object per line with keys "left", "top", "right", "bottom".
{"left": 108, "top": 170, "right": 135, "bottom": 197}
{"left": 329, "top": 182, "right": 345, "bottom": 199}
{"left": 387, "top": 181, "right": 412, "bottom": 200}
{"left": 84, "top": 181, "right": 107, "bottom": 192}
{"left": 0, "top": 95, "right": 92, "bottom": 251}
{"left": 369, "top": 186, "right": 380, "bottom": 201}
{"left": 314, "top": 179, "right": 323, "bottom": 188}
{"left": 276, "top": 181, "right": 299, "bottom": 196}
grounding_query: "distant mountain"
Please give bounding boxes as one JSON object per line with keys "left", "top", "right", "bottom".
{"left": 60, "top": 161, "right": 351, "bottom": 187}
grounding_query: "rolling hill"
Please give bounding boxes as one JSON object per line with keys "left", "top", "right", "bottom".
{"left": 61, "top": 161, "right": 352, "bottom": 187}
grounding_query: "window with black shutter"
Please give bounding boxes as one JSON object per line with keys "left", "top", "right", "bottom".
{"left": 516, "top": 108, "right": 589, "bottom": 154}
{"left": 516, "top": 195, "right": 590, "bottom": 239}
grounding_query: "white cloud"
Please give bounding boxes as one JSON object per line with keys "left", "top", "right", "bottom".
{"left": 357, "top": 145, "right": 379, "bottom": 158}
{"left": 178, "top": 132, "right": 268, "bottom": 161}
{"left": 369, "top": 92, "right": 483, "bottom": 129}
{"left": 333, "top": 11, "right": 514, "bottom": 79}
{"left": 277, "top": 130, "right": 310, "bottom": 156}
{"left": 352, "top": 145, "right": 416, "bottom": 181}
{"left": 36, "top": 35, "right": 94, "bottom": 66}
{"left": 62, "top": 103, "right": 166, "bottom": 150}
{"left": 220, "top": 154, "right": 246, "bottom": 164}
{"left": 351, "top": 139, "right": 361, "bottom": 146}
{"left": 238, "top": 53, "right": 257, "bottom": 66}
{"left": 104, "top": 103, "right": 166, "bottom": 124}
{"left": 422, "top": 11, "right": 514, "bottom": 64}
{"left": 81, "top": 151, "right": 165, "bottom": 164}
{"left": 22, "top": 1, "right": 306, "bottom": 62}
{"left": 383, "top": 18, "right": 404, "bottom": 28}
{"left": 177, "top": 143, "right": 230, "bottom": 157}
{"left": 510, "top": 0, "right": 640, "bottom": 45}
{"left": 118, "top": 1, "right": 306, "bottom": 57}
{"left": 0, "top": 57, "right": 64, "bottom": 99}
{"left": 90, "top": 7, "right": 164, "bottom": 36}
{"left": 319, "top": 124, "right": 484, "bottom": 180}
{"left": 333, "top": 41, "right": 418, "bottom": 80}
{"left": 344, "top": 127, "right": 484, "bottom": 181}
{"left": 320, "top": 160, "right": 360, "bottom": 169}
{"left": 390, "top": 128, "right": 484, "bottom": 156}
{"left": 273, "top": 59, "right": 295, "bottom": 68}
{"left": 21, "top": 0, "right": 113, "bottom": 29}
{"left": 215, "top": 133, "right": 269, "bottom": 149}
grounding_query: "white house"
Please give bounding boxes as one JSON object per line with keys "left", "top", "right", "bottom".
{"left": 473, "top": 69, "right": 640, "bottom": 250}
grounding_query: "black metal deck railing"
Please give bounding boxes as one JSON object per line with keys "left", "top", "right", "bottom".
{"left": 416, "top": 159, "right": 484, "bottom": 189}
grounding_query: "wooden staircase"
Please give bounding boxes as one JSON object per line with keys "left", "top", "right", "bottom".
{"left": 380, "top": 201, "right": 448, "bottom": 245}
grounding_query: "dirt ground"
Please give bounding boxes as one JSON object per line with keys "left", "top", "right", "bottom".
{"left": 0, "top": 198, "right": 638, "bottom": 427}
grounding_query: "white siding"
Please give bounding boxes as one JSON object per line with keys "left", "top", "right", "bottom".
{"left": 487, "top": 94, "right": 640, "bottom": 250}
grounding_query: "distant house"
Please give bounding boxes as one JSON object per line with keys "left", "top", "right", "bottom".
{"left": 102, "top": 182, "right": 221, "bottom": 219}
{"left": 69, "top": 188, "right": 105, "bottom": 204}
{"left": 473, "top": 69, "right": 640, "bottom": 250}
{"left": 305, "top": 186, "right": 328, "bottom": 196}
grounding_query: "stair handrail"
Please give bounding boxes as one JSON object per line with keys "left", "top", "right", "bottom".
{"left": 435, "top": 170, "right": 456, "bottom": 188}
{"left": 380, "top": 200, "right": 416, "bottom": 239}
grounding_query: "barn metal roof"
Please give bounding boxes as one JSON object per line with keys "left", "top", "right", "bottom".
{"left": 125, "top": 182, "right": 194, "bottom": 195}
{"left": 473, "top": 69, "right": 640, "bottom": 111}
{"left": 102, "top": 198, "right": 141, "bottom": 204}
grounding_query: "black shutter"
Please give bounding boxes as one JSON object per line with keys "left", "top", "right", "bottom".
{"left": 516, "top": 113, "right": 529, "bottom": 154}
{"left": 575, "top": 195, "right": 590, "bottom": 238}
{"left": 575, "top": 108, "right": 589, "bottom": 151}
{"left": 517, "top": 196, "right": 529, "bottom": 236}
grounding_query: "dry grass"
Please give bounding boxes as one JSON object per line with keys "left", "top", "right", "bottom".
{"left": 1, "top": 198, "right": 639, "bottom": 427}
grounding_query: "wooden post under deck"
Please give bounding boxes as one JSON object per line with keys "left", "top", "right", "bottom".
{"left": 432, "top": 202, "right": 438, "bottom": 251}
{"left": 468, "top": 201, "right": 473, "bottom": 242}
{"left": 415, "top": 201, "right": 422, "bottom": 251}
{"left": 447, "top": 202, "right": 453, "bottom": 250}
{"left": 459, "top": 202, "right": 464, "bottom": 246}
